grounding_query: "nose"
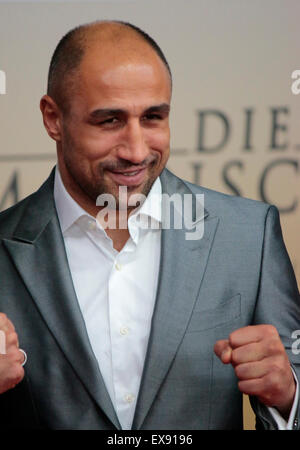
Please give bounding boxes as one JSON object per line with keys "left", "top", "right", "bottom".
{"left": 116, "top": 119, "right": 150, "bottom": 164}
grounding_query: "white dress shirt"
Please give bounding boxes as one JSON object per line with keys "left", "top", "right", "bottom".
{"left": 54, "top": 167, "right": 298, "bottom": 430}
{"left": 54, "top": 167, "right": 162, "bottom": 430}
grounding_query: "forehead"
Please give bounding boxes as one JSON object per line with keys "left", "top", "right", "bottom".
{"left": 74, "top": 41, "right": 171, "bottom": 108}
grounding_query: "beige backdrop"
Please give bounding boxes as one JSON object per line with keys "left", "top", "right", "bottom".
{"left": 1, "top": 0, "right": 300, "bottom": 430}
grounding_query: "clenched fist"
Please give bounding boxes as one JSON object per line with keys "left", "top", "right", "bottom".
{"left": 214, "top": 325, "right": 296, "bottom": 419}
{"left": 0, "top": 313, "right": 25, "bottom": 394}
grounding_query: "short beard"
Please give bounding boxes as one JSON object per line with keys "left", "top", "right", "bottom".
{"left": 63, "top": 148, "right": 160, "bottom": 211}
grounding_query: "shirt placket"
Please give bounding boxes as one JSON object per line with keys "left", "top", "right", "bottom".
{"left": 108, "top": 239, "right": 139, "bottom": 430}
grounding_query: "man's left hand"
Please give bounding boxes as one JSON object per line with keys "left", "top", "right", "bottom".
{"left": 214, "top": 325, "right": 296, "bottom": 419}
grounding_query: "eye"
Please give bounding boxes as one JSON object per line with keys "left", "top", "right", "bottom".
{"left": 95, "top": 117, "right": 122, "bottom": 129}
{"left": 142, "top": 113, "right": 162, "bottom": 121}
{"left": 101, "top": 117, "right": 119, "bottom": 125}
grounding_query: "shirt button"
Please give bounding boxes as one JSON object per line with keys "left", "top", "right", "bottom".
{"left": 120, "top": 326, "right": 129, "bottom": 336}
{"left": 115, "top": 262, "right": 122, "bottom": 271}
{"left": 124, "top": 394, "right": 135, "bottom": 403}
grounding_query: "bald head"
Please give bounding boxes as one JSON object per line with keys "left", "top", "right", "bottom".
{"left": 47, "top": 21, "right": 172, "bottom": 113}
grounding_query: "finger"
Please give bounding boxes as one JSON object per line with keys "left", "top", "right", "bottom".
{"left": 237, "top": 377, "right": 266, "bottom": 398}
{"left": 0, "top": 313, "right": 15, "bottom": 334}
{"left": 229, "top": 324, "right": 278, "bottom": 349}
{"left": 5, "top": 332, "right": 19, "bottom": 350}
{"left": 0, "top": 364, "right": 25, "bottom": 394}
{"left": 6, "top": 347, "right": 24, "bottom": 365}
{"left": 214, "top": 339, "right": 229, "bottom": 357}
{"left": 237, "top": 373, "right": 289, "bottom": 405}
{"left": 214, "top": 339, "right": 232, "bottom": 364}
{"left": 234, "top": 359, "right": 269, "bottom": 380}
{"left": 231, "top": 342, "right": 266, "bottom": 365}
{"left": 239, "top": 369, "right": 296, "bottom": 412}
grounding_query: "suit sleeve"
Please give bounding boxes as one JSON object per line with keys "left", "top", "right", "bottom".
{"left": 250, "top": 205, "right": 300, "bottom": 430}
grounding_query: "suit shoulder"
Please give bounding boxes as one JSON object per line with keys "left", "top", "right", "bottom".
{"left": 0, "top": 193, "right": 35, "bottom": 237}
{"left": 178, "top": 175, "right": 273, "bottom": 222}
{"left": 0, "top": 169, "right": 55, "bottom": 238}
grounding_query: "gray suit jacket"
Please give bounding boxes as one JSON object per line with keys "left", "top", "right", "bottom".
{"left": 0, "top": 167, "right": 299, "bottom": 430}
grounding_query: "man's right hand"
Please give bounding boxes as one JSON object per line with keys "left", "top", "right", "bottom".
{"left": 0, "top": 313, "right": 25, "bottom": 394}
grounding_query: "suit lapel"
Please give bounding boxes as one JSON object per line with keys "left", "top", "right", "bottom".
{"left": 3, "top": 171, "right": 121, "bottom": 429}
{"left": 3, "top": 168, "right": 219, "bottom": 430}
{"left": 132, "top": 169, "right": 219, "bottom": 429}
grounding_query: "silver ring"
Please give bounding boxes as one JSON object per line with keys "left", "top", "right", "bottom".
{"left": 19, "top": 349, "right": 27, "bottom": 367}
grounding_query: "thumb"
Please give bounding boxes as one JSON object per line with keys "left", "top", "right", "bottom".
{"left": 214, "top": 339, "right": 232, "bottom": 364}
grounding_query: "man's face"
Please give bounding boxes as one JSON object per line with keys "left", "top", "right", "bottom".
{"left": 56, "top": 43, "right": 171, "bottom": 209}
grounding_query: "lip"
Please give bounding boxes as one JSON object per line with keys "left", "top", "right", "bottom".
{"left": 106, "top": 167, "right": 147, "bottom": 186}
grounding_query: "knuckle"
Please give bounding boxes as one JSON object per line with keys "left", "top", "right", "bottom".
{"left": 269, "top": 361, "right": 281, "bottom": 374}
{"left": 15, "top": 365, "right": 24, "bottom": 383}
{"left": 8, "top": 331, "right": 18, "bottom": 346}
{"left": 263, "top": 324, "right": 278, "bottom": 338}
{"left": 213, "top": 341, "right": 220, "bottom": 354}
{"left": 7, "top": 319, "right": 15, "bottom": 332}
{"left": 8, "top": 347, "right": 21, "bottom": 362}
{"left": 12, "top": 363, "right": 24, "bottom": 378}
{"left": 270, "top": 354, "right": 287, "bottom": 373}
{"left": 214, "top": 339, "right": 228, "bottom": 354}
{"left": 234, "top": 364, "right": 243, "bottom": 379}
{"left": 6, "top": 365, "right": 24, "bottom": 387}
{"left": 266, "top": 337, "right": 282, "bottom": 355}
{"left": 0, "top": 313, "right": 7, "bottom": 326}
{"left": 229, "top": 331, "right": 237, "bottom": 348}
{"left": 231, "top": 348, "right": 239, "bottom": 365}
{"left": 237, "top": 380, "right": 248, "bottom": 394}
{"left": 264, "top": 372, "right": 282, "bottom": 396}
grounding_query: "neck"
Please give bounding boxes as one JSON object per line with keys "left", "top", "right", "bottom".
{"left": 57, "top": 162, "right": 132, "bottom": 250}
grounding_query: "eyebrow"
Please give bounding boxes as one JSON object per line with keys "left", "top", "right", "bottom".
{"left": 145, "top": 104, "right": 170, "bottom": 115}
{"left": 88, "top": 103, "right": 170, "bottom": 120}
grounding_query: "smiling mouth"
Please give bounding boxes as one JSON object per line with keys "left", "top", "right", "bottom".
{"left": 106, "top": 167, "right": 148, "bottom": 186}
{"left": 113, "top": 169, "right": 143, "bottom": 176}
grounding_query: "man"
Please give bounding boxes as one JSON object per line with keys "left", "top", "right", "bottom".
{"left": 0, "top": 20, "right": 299, "bottom": 430}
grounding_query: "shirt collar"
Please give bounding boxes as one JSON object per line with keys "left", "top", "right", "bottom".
{"left": 128, "top": 176, "right": 162, "bottom": 228}
{"left": 54, "top": 167, "right": 94, "bottom": 233}
{"left": 54, "top": 166, "right": 162, "bottom": 235}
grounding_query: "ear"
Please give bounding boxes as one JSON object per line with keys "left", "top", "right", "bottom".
{"left": 40, "top": 95, "right": 62, "bottom": 142}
